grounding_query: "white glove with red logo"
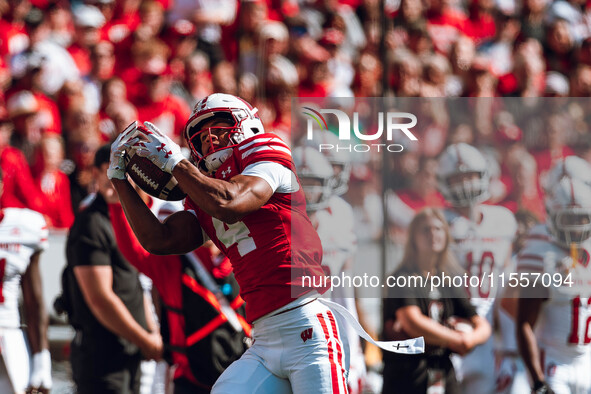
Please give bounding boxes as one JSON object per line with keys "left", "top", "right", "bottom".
{"left": 133, "top": 122, "right": 185, "bottom": 173}
{"left": 108, "top": 121, "right": 140, "bottom": 180}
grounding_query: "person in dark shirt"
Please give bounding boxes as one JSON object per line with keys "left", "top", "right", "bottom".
{"left": 64, "top": 144, "right": 162, "bottom": 394}
{"left": 382, "top": 208, "right": 491, "bottom": 394}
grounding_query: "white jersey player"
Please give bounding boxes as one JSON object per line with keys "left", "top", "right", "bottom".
{"left": 294, "top": 146, "right": 367, "bottom": 394}
{"left": 438, "top": 143, "right": 517, "bottom": 394}
{"left": 0, "top": 202, "right": 51, "bottom": 394}
{"left": 517, "top": 177, "right": 591, "bottom": 394}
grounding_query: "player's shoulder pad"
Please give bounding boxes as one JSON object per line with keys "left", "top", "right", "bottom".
{"left": 234, "top": 133, "right": 294, "bottom": 171}
{"left": 5, "top": 208, "right": 47, "bottom": 231}
{"left": 4, "top": 208, "right": 48, "bottom": 250}
{"left": 481, "top": 205, "right": 517, "bottom": 237}
{"left": 517, "top": 224, "right": 557, "bottom": 271}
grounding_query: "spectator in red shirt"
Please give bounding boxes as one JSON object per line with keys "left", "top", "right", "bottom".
{"left": 464, "top": 0, "right": 496, "bottom": 44}
{"left": 0, "top": 0, "right": 30, "bottom": 59}
{"left": 98, "top": 77, "right": 138, "bottom": 143}
{"left": 34, "top": 134, "right": 74, "bottom": 229}
{"left": 6, "top": 90, "right": 42, "bottom": 164}
{"left": 68, "top": 4, "right": 105, "bottom": 77}
{"left": 118, "top": 37, "right": 169, "bottom": 104}
{"left": 426, "top": 0, "right": 468, "bottom": 54}
{"left": 136, "top": 66, "right": 191, "bottom": 144}
{"left": 0, "top": 104, "right": 45, "bottom": 214}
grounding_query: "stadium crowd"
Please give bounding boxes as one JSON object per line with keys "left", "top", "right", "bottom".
{"left": 2, "top": 0, "right": 591, "bottom": 393}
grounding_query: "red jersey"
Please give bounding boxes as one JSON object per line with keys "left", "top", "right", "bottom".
{"left": 0, "top": 20, "right": 28, "bottom": 58}
{"left": 67, "top": 43, "right": 92, "bottom": 77}
{"left": 0, "top": 147, "right": 45, "bottom": 214}
{"left": 136, "top": 95, "right": 191, "bottom": 140}
{"left": 185, "top": 133, "right": 326, "bottom": 322}
{"left": 36, "top": 170, "right": 74, "bottom": 229}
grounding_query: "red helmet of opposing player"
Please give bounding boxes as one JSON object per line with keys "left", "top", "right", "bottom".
{"left": 184, "top": 94, "right": 264, "bottom": 172}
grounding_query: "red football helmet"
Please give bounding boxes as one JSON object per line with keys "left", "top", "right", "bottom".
{"left": 184, "top": 94, "right": 264, "bottom": 172}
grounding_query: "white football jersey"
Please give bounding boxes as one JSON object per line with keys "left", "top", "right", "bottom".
{"left": 0, "top": 208, "right": 48, "bottom": 328}
{"left": 517, "top": 224, "right": 591, "bottom": 360}
{"left": 315, "top": 195, "right": 357, "bottom": 277}
{"left": 445, "top": 205, "right": 517, "bottom": 318}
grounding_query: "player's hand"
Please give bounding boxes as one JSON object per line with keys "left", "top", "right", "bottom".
{"left": 532, "top": 380, "right": 554, "bottom": 394}
{"left": 27, "top": 350, "right": 52, "bottom": 394}
{"left": 108, "top": 121, "right": 141, "bottom": 180}
{"left": 140, "top": 331, "right": 164, "bottom": 360}
{"left": 132, "top": 122, "right": 185, "bottom": 173}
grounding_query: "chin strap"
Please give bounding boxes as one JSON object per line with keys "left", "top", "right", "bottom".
{"left": 200, "top": 148, "right": 234, "bottom": 175}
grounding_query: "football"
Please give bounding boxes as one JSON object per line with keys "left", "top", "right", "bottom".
{"left": 124, "top": 148, "right": 186, "bottom": 201}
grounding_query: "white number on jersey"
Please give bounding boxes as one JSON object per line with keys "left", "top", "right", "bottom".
{"left": 212, "top": 218, "right": 256, "bottom": 257}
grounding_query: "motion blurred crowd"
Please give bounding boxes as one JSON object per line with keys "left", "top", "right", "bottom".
{"left": 0, "top": 0, "right": 590, "bottom": 232}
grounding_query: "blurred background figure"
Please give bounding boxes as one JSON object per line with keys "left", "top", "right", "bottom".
{"left": 382, "top": 208, "right": 491, "bottom": 394}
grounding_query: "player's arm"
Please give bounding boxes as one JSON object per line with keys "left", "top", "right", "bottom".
{"left": 516, "top": 296, "right": 546, "bottom": 386}
{"left": 22, "top": 251, "right": 52, "bottom": 393}
{"left": 394, "top": 306, "right": 465, "bottom": 350}
{"left": 173, "top": 160, "right": 273, "bottom": 224}
{"left": 125, "top": 121, "right": 274, "bottom": 223}
{"left": 111, "top": 178, "right": 204, "bottom": 255}
{"left": 74, "top": 264, "right": 162, "bottom": 359}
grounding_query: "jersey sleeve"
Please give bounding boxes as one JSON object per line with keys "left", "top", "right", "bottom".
{"left": 236, "top": 134, "right": 295, "bottom": 172}
{"left": 242, "top": 161, "right": 299, "bottom": 194}
{"left": 516, "top": 225, "right": 551, "bottom": 273}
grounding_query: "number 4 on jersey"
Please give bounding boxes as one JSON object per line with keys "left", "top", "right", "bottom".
{"left": 212, "top": 218, "right": 256, "bottom": 257}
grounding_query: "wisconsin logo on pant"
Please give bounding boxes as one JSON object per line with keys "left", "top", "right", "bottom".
{"left": 301, "top": 328, "right": 313, "bottom": 343}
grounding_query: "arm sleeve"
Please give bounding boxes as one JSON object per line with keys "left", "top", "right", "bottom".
{"left": 108, "top": 203, "right": 154, "bottom": 277}
{"left": 242, "top": 161, "right": 299, "bottom": 193}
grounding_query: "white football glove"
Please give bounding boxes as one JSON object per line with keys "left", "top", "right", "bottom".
{"left": 29, "top": 349, "right": 52, "bottom": 390}
{"left": 108, "top": 121, "right": 141, "bottom": 180}
{"left": 133, "top": 121, "right": 185, "bottom": 173}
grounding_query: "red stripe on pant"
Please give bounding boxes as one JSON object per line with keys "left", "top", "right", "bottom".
{"left": 326, "top": 311, "right": 347, "bottom": 392}
{"left": 317, "top": 312, "right": 347, "bottom": 393}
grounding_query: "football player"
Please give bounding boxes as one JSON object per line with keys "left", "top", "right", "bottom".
{"left": 293, "top": 146, "right": 367, "bottom": 394}
{"left": 437, "top": 143, "right": 517, "bottom": 394}
{"left": 517, "top": 177, "right": 591, "bottom": 394}
{"left": 108, "top": 94, "right": 352, "bottom": 394}
{"left": 0, "top": 169, "right": 52, "bottom": 394}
